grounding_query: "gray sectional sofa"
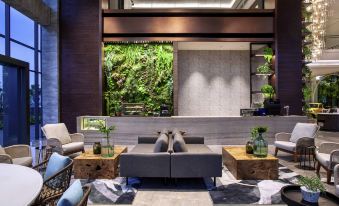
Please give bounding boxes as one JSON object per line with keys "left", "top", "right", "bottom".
{"left": 120, "top": 131, "right": 222, "bottom": 185}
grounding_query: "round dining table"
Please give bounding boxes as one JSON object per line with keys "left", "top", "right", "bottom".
{"left": 0, "top": 163, "right": 43, "bottom": 206}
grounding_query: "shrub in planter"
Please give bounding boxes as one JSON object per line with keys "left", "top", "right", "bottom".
{"left": 298, "top": 176, "right": 325, "bottom": 203}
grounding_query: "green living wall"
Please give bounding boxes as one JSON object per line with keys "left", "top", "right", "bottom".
{"left": 103, "top": 43, "right": 173, "bottom": 116}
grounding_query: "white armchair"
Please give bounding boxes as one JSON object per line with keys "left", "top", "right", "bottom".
{"left": 334, "top": 164, "right": 339, "bottom": 196}
{"left": 274, "top": 123, "right": 319, "bottom": 162}
{"left": 0, "top": 144, "right": 32, "bottom": 167}
{"left": 315, "top": 142, "right": 339, "bottom": 184}
{"left": 41, "top": 123, "right": 85, "bottom": 156}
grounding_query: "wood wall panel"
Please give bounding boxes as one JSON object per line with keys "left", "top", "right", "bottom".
{"left": 275, "top": 0, "right": 303, "bottom": 115}
{"left": 60, "top": 0, "right": 102, "bottom": 132}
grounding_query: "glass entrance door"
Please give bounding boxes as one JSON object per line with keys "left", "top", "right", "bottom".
{"left": 0, "top": 54, "right": 29, "bottom": 146}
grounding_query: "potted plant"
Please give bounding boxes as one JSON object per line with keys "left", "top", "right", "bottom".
{"left": 115, "top": 104, "right": 122, "bottom": 116}
{"left": 253, "top": 126, "right": 268, "bottom": 157}
{"left": 98, "top": 121, "right": 116, "bottom": 157}
{"left": 298, "top": 176, "right": 325, "bottom": 203}
{"left": 261, "top": 84, "right": 275, "bottom": 101}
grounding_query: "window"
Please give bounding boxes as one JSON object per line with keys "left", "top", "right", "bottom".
{"left": 1, "top": 2, "right": 42, "bottom": 142}
{"left": 10, "top": 7, "right": 35, "bottom": 47}
{"left": 0, "top": 1, "right": 4, "bottom": 35}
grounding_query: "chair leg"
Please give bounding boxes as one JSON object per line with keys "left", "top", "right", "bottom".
{"left": 213, "top": 177, "right": 216, "bottom": 187}
{"left": 316, "top": 161, "right": 321, "bottom": 176}
{"left": 327, "top": 171, "right": 332, "bottom": 184}
{"left": 274, "top": 147, "right": 278, "bottom": 157}
{"left": 293, "top": 153, "right": 298, "bottom": 162}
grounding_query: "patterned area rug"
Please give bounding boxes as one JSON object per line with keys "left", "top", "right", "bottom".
{"left": 71, "top": 165, "right": 299, "bottom": 205}
{"left": 205, "top": 165, "right": 300, "bottom": 205}
{"left": 71, "top": 177, "right": 139, "bottom": 205}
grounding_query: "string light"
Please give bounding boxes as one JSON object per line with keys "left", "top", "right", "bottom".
{"left": 307, "top": 0, "right": 336, "bottom": 61}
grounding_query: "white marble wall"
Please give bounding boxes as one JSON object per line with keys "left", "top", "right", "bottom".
{"left": 178, "top": 50, "right": 250, "bottom": 116}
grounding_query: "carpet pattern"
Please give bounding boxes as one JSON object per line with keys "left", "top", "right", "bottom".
{"left": 72, "top": 165, "right": 299, "bottom": 205}
{"left": 205, "top": 165, "right": 300, "bottom": 204}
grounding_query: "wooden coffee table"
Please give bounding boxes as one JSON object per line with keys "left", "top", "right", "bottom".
{"left": 74, "top": 146, "right": 127, "bottom": 179}
{"left": 222, "top": 146, "right": 278, "bottom": 180}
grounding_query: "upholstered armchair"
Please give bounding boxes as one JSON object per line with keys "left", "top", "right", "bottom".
{"left": 42, "top": 123, "right": 85, "bottom": 156}
{"left": 334, "top": 164, "right": 339, "bottom": 196}
{"left": 274, "top": 123, "right": 319, "bottom": 162}
{"left": 315, "top": 142, "right": 339, "bottom": 184}
{"left": 0, "top": 144, "right": 32, "bottom": 167}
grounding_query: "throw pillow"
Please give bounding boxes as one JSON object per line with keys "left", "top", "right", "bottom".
{"left": 153, "top": 133, "right": 169, "bottom": 152}
{"left": 43, "top": 123, "right": 72, "bottom": 145}
{"left": 57, "top": 180, "right": 83, "bottom": 206}
{"left": 290, "top": 123, "right": 318, "bottom": 143}
{"left": 44, "top": 152, "right": 72, "bottom": 180}
{"left": 173, "top": 133, "right": 188, "bottom": 152}
{"left": 172, "top": 128, "right": 186, "bottom": 135}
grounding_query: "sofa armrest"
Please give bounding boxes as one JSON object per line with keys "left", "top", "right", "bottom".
{"left": 330, "top": 150, "right": 339, "bottom": 170}
{"left": 334, "top": 164, "right": 339, "bottom": 187}
{"left": 275, "top": 133, "right": 291, "bottom": 142}
{"left": 4, "top": 144, "right": 31, "bottom": 158}
{"left": 120, "top": 153, "right": 170, "bottom": 177}
{"left": 70, "top": 133, "right": 84, "bottom": 142}
{"left": 0, "top": 154, "right": 13, "bottom": 164}
{"left": 318, "top": 142, "right": 339, "bottom": 154}
{"left": 138, "top": 136, "right": 159, "bottom": 144}
{"left": 171, "top": 153, "right": 222, "bottom": 178}
{"left": 183, "top": 136, "right": 204, "bottom": 144}
{"left": 47, "top": 138, "right": 63, "bottom": 154}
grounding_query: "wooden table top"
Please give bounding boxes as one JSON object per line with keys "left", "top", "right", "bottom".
{"left": 75, "top": 145, "right": 127, "bottom": 160}
{"left": 222, "top": 146, "right": 278, "bottom": 161}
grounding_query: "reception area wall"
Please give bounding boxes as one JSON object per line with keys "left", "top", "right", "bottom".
{"left": 177, "top": 43, "right": 250, "bottom": 116}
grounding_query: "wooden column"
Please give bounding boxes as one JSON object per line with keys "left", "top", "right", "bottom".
{"left": 60, "top": 0, "right": 102, "bottom": 132}
{"left": 275, "top": 0, "right": 303, "bottom": 115}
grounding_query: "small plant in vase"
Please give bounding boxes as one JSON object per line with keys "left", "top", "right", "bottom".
{"left": 98, "top": 121, "right": 116, "bottom": 157}
{"left": 298, "top": 176, "right": 325, "bottom": 203}
{"left": 252, "top": 126, "right": 268, "bottom": 157}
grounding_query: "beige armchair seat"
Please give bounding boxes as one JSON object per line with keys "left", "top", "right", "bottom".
{"left": 315, "top": 142, "right": 339, "bottom": 184}
{"left": 0, "top": 145, "right": 32, "bottom": 167}
{"left": 42, "top": 123, "right": 85, "bottom": 156}
{"left": 274, "top": 123, "right": 319, "bottom": 162}
{"left": 334, "top": 164, "right": 339, "bottom": 196}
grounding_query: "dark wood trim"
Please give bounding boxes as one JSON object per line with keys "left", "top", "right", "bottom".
{"left": 103, "top": 9, "right": 275, "bottom": 17}
{"left": 103, "top": 37, "right": 275, "bottom": 42}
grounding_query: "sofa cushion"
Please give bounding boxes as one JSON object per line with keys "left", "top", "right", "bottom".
{"left": 62, "top": 142, "right": 84, "bottom": 154}
{"left": 316, "top": 152, "right": 330, "bottom": 168}
{"left": 0, "top": 146, "right": 5, "bottom": 154}
{"left": 43, "top": 123, "right": 72, "bottom": 145}
{"left": 44, "top": 153, "right": 72, "bottom": 180}
{"left": 274, "top": 141, "right": 296, "bottom": 152}
{"left": 130, "top": 144, "right": 155, "bottom": 153}
{"left": 172, "top": 128, "right": 185, "bottom": 135}
{"left": 186, "top": 144, "right": 212, "bottom": 153}
{"left": 12, "top": 157, "right": 33, "bottom": 167}
{"left": 57, "top": 180, "right": 83, "bottom": 206}
{"left": 290, "top": 123, "right": 318, "bottom": 143}
{"left": 153, "top": 133, "right": 169, "bottom": 152}
{"left": 173, "top": 133, "right": 188, "bottom": 152}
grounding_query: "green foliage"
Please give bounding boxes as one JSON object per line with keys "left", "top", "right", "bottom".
{"left": 318, "top": 75, "right": 339, "bottom": 106}
{"left": 303, "top": 86, "right": 312, "bottom": 101}
{"left": 98, "top": 120, "right": 115, "bottom": 139}
{"left": 103, "top": 43, "right": 173, "bottom": 116}
{"left": 261, "top": 84, "right": 275, "bottom": 100}
{"left": 303, "top": 46, "right": 312, "bottom": 58}
{"left": 251, "top": 126, "right": 268, "bottom": 140}
{"left": 257, "top": 63, "right": 272, "bottom": 74}
{"left": 263, "top": 47, "right": 273, "bottom": 63}
{"left": 298, "top": 176, "right": 325, "bottom": 192}
{"left": 256, "top": 47, "right": 273, "bottom": 74}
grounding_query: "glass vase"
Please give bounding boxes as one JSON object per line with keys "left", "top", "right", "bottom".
{"left": 253, "top": 133, "right": 268, "bottom": 158}
{"left": 246, "top": 140, "right": 254, "bottom": 154}
{"left": 101, "top": 137, "right": 114, "bottom": 157}
{"left": 93, "top": 142, "right": 101, "bottom": 155}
